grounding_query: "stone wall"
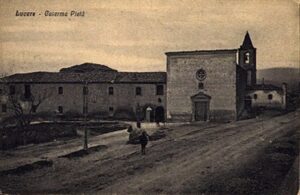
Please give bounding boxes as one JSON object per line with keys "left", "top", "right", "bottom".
{"left": 236, "top": 66, "right": 248, "bottom": 119}
{"left": 0, "top": 82, "right": 166, "bottom": 121}
{"left": 246, "top": 89, "right": 284, "bottom": 109}
{"left": 166, "top": 50, "right": 238, "bottom": 121}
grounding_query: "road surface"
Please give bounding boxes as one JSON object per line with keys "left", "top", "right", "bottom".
{"left": 0, "top": 110, "right": 299, "bottom": 194}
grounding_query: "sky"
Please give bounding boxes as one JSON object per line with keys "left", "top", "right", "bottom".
{"left": 0, "top": 0, "right": 299, "bottom": 74}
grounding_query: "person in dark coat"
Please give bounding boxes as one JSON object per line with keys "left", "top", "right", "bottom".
{"left": 139, "top": 131, "right": 149, "bottom": 155}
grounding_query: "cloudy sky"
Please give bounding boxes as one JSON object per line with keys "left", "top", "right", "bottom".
{"left": 0, "top": 0, "right": 299, "bottom": 73}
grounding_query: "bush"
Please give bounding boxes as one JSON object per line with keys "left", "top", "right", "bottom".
{"left": 127, "top": 128, "right": 167, "bottom": 144}
{"left": 0, "top": 123, "right": 78, "bottom": 150}
{"left": 114, "top": 108, "right": 136, "bottom": 120}
{"left": 88, "top": 111, "right": 109, "bottom": 119}
{"left": 127, "top": 128, "right": 143, "bottom": 144}
{"left": 0, "top": 116, "right": 16, "bottom": 128}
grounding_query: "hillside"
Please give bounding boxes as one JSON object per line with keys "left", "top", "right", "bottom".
{"left": 257, "top": 67, "right": 300, "bottom": 92}
{"left": 59, "top": 63, "right": 117, "bottom": 73}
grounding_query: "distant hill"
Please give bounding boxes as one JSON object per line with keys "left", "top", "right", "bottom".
{"left": 60, "top": 63, "right": 117, "bottom": 73}
{"left": 257, "top": 67, "right": 300, "bottom": 92}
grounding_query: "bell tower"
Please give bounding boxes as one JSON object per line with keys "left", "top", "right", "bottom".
{"left": 239, "top": 31, "right": 256, "bottom": 86}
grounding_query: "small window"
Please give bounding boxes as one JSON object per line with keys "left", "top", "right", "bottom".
{"left": 2, "top": 104, "right": 7, "bottom": 113}
{"left": 158, "top": 98, "right": 162, "bottom": 103}
{"left": 268, "top": 94, "right": 273, "bottom": 100}
{"left": 58, "top": 87, "right": 63, "bottom": 95}
{"left": 108, "top": 87, "right": 114, "bottom": 95}
{"left": 109, "top": 107, "right": 114, "bottom": 112}
{"left": 58, "top": 106, "right": 63, "bottom": 114}
{"left": 83, "top": 86, "right": 88, "bottom": 95}
{"left": 0, "top": 89, "right": 2, "bottom": 95}
{"left": 24, "top": 85, "right": 31, "bottom": 99}
{"left": 136, "top": 87, "right": 142, "bottom": 96}
{"left": 253, "top": 94, "right": 258, "bottom": 100}
{"left": 156, "top": 85, "right": 164, "bottom": 95}
{"left": 9, "top": 85, "right": 15, "bottom": 95}
{"left": 198, "top": 82, "right": 204, "bottom": 89}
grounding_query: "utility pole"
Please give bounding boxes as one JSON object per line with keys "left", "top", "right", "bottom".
{"left": 83, "top": 81, "right": 88, "bottom": 150}
{"left": 136, "top": 104, "right": 139, "bottom": 120}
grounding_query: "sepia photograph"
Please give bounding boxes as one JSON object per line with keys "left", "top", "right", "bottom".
{"left": 0, "top": 0, "right": 299, "bottom": 194}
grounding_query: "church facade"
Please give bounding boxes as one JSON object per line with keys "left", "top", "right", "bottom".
{"left": 166, "top": 32, "right": 256, "bottom": 121}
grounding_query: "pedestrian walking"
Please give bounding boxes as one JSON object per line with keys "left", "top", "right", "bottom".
{"left": 139, "top": 131, "right": 149, "bottom": 155}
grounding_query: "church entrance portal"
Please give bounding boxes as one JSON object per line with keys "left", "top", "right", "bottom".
{"left": 194, "top": 102, "right": 208, "bottom": 121}
{"left": 191, "top": 92, "right": 211, "bottom": 121}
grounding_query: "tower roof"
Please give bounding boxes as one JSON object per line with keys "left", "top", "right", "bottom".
{"left": 240, "top": 31, "right": 255, "bottom": 49}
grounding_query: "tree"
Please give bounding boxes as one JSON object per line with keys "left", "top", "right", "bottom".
{"left": 0, "top": 81, "right": 53, "bottom": 145}
{"left": 0, "top": 77, "right": 53, "bottom": 128}
{"left": 7, "top": 89, "right": 52, "bottom": 130}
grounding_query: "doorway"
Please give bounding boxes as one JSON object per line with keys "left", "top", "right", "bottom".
{"left": 191, "top": 92, "right": 211, "bottom": 121}
{"left": 194, "top": 101, "right": 208, "bottom": 121}
{"left": 155, "top": 106, "right": 165, "bottom": 123}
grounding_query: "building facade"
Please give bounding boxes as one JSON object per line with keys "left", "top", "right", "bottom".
{"left": 245, "top": 83, "right": 287, "bottom": 110}
{"left": 0, "top": 64, "right": 166, "bottom": 122}
{"left": 166, "top": 49, "right": 241, "bottom": 121}
{"left": 166, "top": 32, "right": 257, "bottom": 121}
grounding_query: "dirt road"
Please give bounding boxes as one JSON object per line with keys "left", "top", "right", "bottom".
{"left": 0, "top": 111, "right": 299, "bottom": 194}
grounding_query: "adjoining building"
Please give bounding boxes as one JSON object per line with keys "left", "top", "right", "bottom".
{"left": 245, "top": 83, "right": 287, "bottom": 111}
{"left": 0, "top": 32, "right": 287, "bottom": 123}
{"left": 0, "top": 63, "right": 166, "bottom": 122}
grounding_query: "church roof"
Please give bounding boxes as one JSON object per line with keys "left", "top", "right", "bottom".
{"left": 165, "top": 49, "right": 237, "bottom": 56}
{"left": 166, "top": 32, "right": 255, "bottom": 55}
{"left": 240, "top": 31, "right": 255, "bottom": 49}
{"left": 0, "top": 63, "right": 166, "bottom": 84}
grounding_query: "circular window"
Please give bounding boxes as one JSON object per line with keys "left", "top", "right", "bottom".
{"left": 196, "top": 69, "right": 206, "bottom": 81}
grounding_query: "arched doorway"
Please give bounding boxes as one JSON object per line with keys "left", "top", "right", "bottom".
{"left": 191, "top": 92, "right": 211, "bottom": 121}
{"left": 142, "top": 105, "right": 155, "bottom": 122}
{"left": 145, "top": 106, "right": 154, "bottom": 122}
{"left": 155, "top": 106, "right": 165, "bottom": 123}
